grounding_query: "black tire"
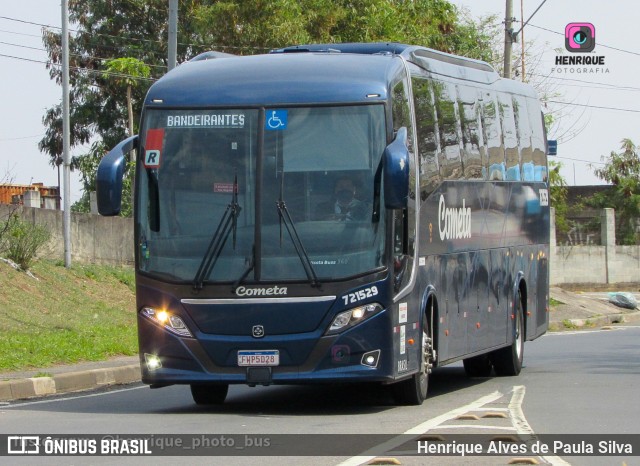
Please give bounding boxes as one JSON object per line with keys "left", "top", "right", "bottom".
{"left": 491, "top": 291, "right": 525, "bottom": 376}
{"left": 190, "top": 384, "right": 229, "bottom": 405}
{"left": 392, "top": 325, "right": 431, "bottom": 405}
{"left": 463, "top": 353, "right": 493, "bottom": 377}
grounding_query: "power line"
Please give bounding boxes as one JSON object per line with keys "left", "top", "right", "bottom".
{"left": 528, "top": 72, "right": 640, "bottom": 91}
{"left": 553, "top": 155, "right": 605, "bottom": 166}
{"left": 0, "top": 133, "right": 44, "bottom": 142}
{"left": 0, "top": 28, "right": 42, "bottom": 38}
{"left": 547, "top": 100, "right": 640, "bottom": 114}
{"left": 0, "top": 39, "right": 168, "bottom": 71}
{"left": 527, "top": 72, "right": 640, "bottom": 93}
{"left": 0, "top": 52, "right": 156, "bottom": 82}
{"left": 0, "top": 14, "right": 268, "bottom": 54}
{"left": 528, "top": 23, "right": 640, "bottom": 58}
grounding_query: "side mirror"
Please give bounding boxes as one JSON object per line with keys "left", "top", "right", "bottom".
{"left": 96, "top": 135, "right": 138, "bottom": 216}
{"left": 384, "top": 127, "right": 410, "bottom": 210}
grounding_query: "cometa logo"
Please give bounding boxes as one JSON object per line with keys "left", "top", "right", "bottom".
{"left": 236, "top": 286, "right": 288, "bottom": 297}
{"left": 438, "top": 195, "right": 472, "bottom": 241}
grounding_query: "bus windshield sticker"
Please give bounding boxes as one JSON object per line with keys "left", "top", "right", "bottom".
{"left": 144, "top": 128, "right": 164, "bottom": 168}
{"left": 399, "top": 302, "right": 408, "bottom": 324}
{"left": 265, "top": 110, "right": 288, "bottom": 131}
{"left": 214, "top": 183, "right": 237, "bottom": 194}
{"left": 166, "top": 113, "right": 245, "bottom": 128}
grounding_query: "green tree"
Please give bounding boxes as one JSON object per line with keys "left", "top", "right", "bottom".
{"left": 39, "top": 0, "right": 207, "bottom": 214}
{"left": 588, "top": 139, "right": 640, "bottom": 244}
{"left": 103, "top": 58, "right": 151, "bottom": 138}
{"left": 548, "top": 160, "right": 571, "bottom": 236}
{"left": 192, "top": 0, "right": 496, "bottom": 62}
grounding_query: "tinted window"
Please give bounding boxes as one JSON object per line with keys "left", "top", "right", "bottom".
{"left": 458, "top": 85, "right": 484, "bottom": 180}
{"left": 434, "top": 81, "right": 462, "bottom": 180}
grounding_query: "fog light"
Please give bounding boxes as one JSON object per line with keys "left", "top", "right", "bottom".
{"left": 361, "top": 350, "right": 381, "bottom": 368}
{"left": 144, "top": 353, "right": 162, "bottom": 371}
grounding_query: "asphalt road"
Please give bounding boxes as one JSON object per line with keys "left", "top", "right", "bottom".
{"left": 2, "top": 326, "right": 639, "bottom": 465}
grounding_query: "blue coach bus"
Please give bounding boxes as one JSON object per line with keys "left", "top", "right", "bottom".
{"left": 97, "top": 43, "right": 549, "bottom": 405}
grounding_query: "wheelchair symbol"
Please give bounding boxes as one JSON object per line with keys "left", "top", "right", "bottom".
{"left": 266, "top": 110, "right": 287, "bottom": 130}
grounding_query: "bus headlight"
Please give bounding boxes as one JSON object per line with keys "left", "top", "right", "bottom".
{"left": 141, "top": 307, "right": 193, "bottom": 338}
{"left": 326, "top": 303, "right": 383, "bottom": 335}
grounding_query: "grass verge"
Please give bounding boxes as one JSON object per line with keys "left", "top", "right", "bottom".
{"left": 0, "top": 259, "right": 137, "bottom": 372}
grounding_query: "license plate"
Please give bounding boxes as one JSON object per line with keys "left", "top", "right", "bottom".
{"left": 237, "top": 350, "right": 279, "bottom": 367}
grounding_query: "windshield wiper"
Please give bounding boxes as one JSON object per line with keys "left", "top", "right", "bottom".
{"left": 231, "top": 244, "right": 255, "bottom": 293}
{"left": 193, "top": 176, "right": 241, "bottom": 290}
{"left": 276, "top": 178, "right": 320, "bottom": 288}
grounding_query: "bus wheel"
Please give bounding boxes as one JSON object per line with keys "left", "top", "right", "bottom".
{"left": 392, "top": 325, "right": 432, "bottom": 405}
{"left": 463, "top": 354, "right": 492, "bottom": 377}
{"left": 190, "top": 384, "right": 229, "bottom": 405}
{"left": 491, "top": 291, "right": 524, "bottom": 376}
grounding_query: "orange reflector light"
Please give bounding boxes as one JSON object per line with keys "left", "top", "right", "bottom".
{"left": 407, "top": 338, "right": 415, "bottom": 345}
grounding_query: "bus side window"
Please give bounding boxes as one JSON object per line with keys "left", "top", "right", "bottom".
{"left": 513, "top": 95, "right": 534, "bottom": 181}
{"left": 528, "top": 98, "right": 548, "bottom": 182}
{"left": 392, "top": 80, "right": 411, "bottom": 133}
{"left": 435, "top": 81, "right": 462, "bottom": 180}
{"left": 412, "top": 76, "right": 440, "bottom": 199}
{"left": 499, "top": 94, "right": 520, "bottom": 181}
{"left": 481, "top": 92, "right": 504, "bottom": 181}
{"left": 458, "top": 85, "right": 484, "bottom": 180}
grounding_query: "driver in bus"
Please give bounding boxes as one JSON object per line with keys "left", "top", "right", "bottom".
{"left": 317, "top": 176, "right": 367, "bottom": 221}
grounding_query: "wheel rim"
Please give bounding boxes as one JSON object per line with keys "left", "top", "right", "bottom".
{"left": 419, "top": 329, "right": 429, "bottom": 394}
{"left": 515, "top": 307, "right": 523, "bottom": 360}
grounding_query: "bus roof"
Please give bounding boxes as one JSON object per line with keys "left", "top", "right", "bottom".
{"left": 145, "top": 52, "right": 405, "bottom": 107}
{"left": 145, "top": 43, "right": 537, "bottom": 107}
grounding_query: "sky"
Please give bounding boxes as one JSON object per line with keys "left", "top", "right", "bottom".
{"left": 1, "top": 1, "right": 639, "bottom": 206}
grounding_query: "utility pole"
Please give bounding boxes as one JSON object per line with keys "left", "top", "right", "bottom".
{"left": 61, "top": 0, "right": 72, "bottom": 267}
{"left": 168, "top": 0, "right": 178, "bottom": 71}
{"left": 520, "top": 0, "right": 525, "bottom": 81}
{"left": 503, "top": 0, "right": 514, "bottom": 79}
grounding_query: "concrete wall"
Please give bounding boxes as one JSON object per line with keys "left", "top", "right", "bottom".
{"left": 2, "top": 204, "right": 638, "bottom": 286}
{"left": 550, "top": 207, "right": 640, "bottom": 286}
{"left": 0, "top": 204, "right": 134, "bottom": 266}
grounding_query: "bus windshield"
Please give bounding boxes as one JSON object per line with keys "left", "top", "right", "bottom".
{"left": 137, "top": 105, "right": 387, "bottom": 284}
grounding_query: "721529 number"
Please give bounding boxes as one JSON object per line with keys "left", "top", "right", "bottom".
{"left": 342, "top": 286, "right": 378, "bottom": 305}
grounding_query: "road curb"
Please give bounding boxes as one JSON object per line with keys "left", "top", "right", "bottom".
{"left": 0, "top": 364, "right": 141, "bottom": 402}
{"left": 553, "top": 310, "right": 640, "bottom": 330}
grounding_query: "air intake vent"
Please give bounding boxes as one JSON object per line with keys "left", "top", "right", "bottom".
{"left": 411, "top": 49, "right": 495, "bottom": 73}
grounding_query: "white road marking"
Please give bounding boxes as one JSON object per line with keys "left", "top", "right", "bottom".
{"left": 337, "top": 390, "right": 503, "bottom": 466}
{"left": 509, "top": 385, "right": 570, "bottom": 466}
{"left": 425, "top": 424, "right": 517, "bottom": 431}
{"left": 1, "top": 384, "right": 147, "bottom": 409}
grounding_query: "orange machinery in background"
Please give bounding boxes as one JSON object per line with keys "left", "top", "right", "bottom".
{"left": 0, "top": 183, "right": 60, "bottom": 209}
